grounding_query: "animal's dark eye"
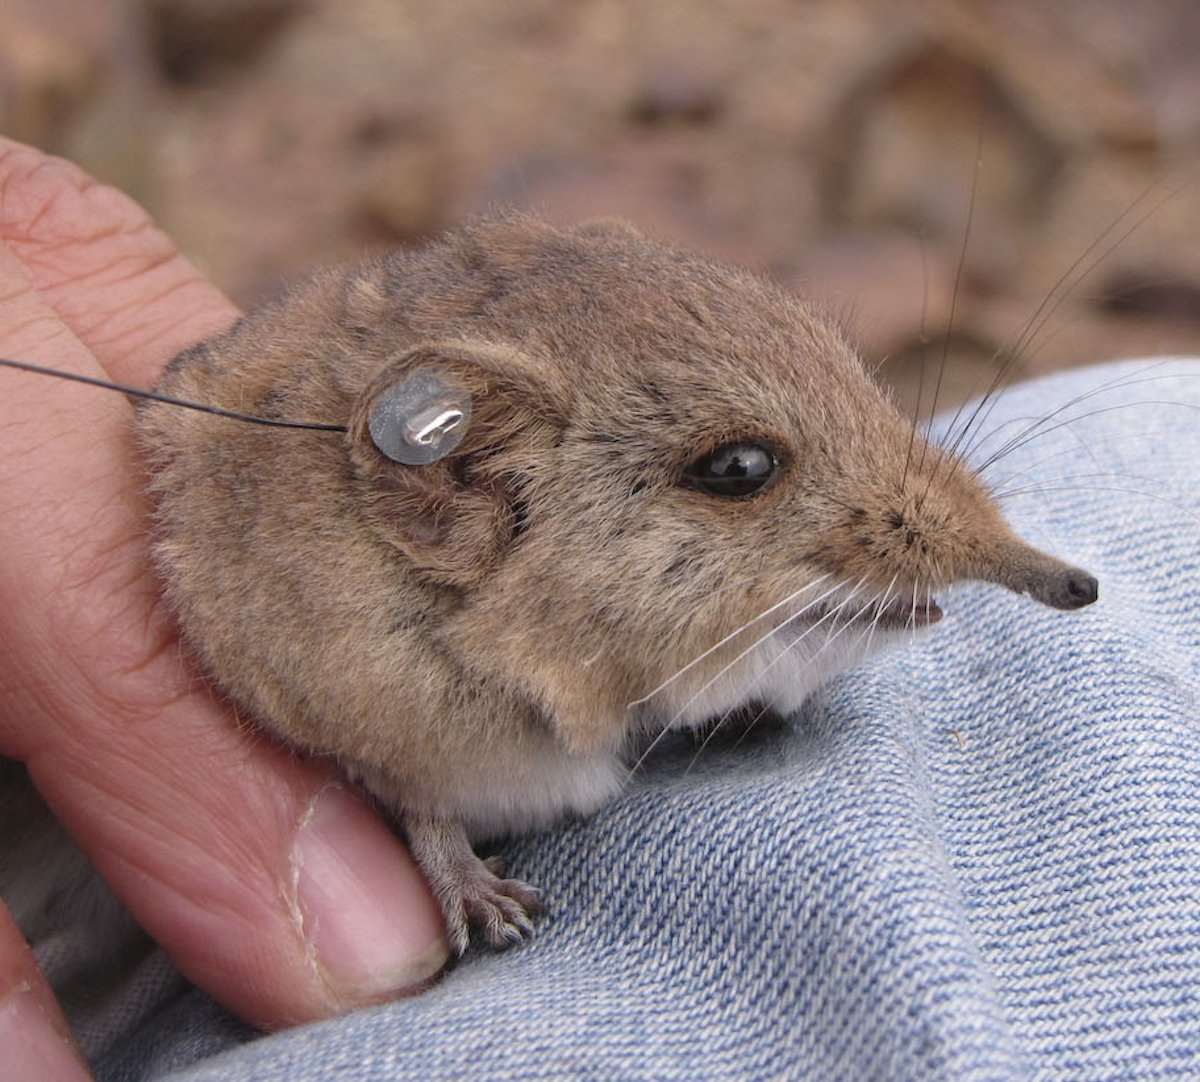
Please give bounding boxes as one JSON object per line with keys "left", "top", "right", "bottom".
{"left": 683, "top": 442, "right": 780, "bottom": 497}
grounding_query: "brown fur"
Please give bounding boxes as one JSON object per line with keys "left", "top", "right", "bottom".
{"left": 135, "top": 214, "right": 1095, "bottom": 951}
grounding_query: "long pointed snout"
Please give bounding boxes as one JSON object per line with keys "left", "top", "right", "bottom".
{"left": 972, "top": 539, "right": 1098, "bottom": 611}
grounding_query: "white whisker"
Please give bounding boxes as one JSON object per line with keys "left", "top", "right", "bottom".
{"left": 994, "top": 481, "right": 1200, "bottom": 528}
{"left": 855, "top": 574, "right": 900, "bottom": 664}
{"left": 693, "top": 576, "right": 899, "bottom": 766}
{"left": 626, "top": 572, "right": 835, "bottom": 708}
{"left": 626, "top": 576, "right": 870, "bottom": 779}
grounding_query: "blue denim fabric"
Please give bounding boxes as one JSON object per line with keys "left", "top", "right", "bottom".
{"left": 98, "top": 359, "right": 1200, "bottom": 1081}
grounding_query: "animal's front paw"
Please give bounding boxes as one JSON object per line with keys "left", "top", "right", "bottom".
{"left": 405, "top": 816, "right": 544, "bottom": 955}
{"left": 459, "top": 856, "right": 544, "bottom": 952}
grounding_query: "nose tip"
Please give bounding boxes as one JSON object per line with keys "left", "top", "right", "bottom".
{"left": 1062, "top": 570, "right": 1099, "bottom": 609}
{"left": 980, "top": 540, "right": 1099, "bottom": 612}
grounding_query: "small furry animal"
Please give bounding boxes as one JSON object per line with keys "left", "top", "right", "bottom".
{"left": 130, "top": 214, "right": 1096, "bottom": 953}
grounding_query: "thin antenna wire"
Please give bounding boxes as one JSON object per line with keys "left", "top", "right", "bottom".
{"left": 0, "top": 357, "right": 347, "bottom": 432}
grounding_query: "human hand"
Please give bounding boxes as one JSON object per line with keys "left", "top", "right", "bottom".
{"left": 0, "top": 138, "right": 448, "bottom": 1079}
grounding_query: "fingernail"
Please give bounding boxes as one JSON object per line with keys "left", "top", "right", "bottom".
{"left": 291, "top": 785, "right": 449, "bottom": 1002}
{"left": 0, "top": 984, "right": 91, "bottom": 1082}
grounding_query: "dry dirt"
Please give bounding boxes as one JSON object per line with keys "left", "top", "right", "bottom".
{"left": 5, "top": 0, "right": 1200, "bottom": 411}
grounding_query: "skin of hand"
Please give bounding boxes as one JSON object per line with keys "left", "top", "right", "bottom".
{"left": 0, "top": 137, "right": 449, "bottom": 1078}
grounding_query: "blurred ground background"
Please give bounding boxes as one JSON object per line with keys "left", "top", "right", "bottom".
{"left": 4, "top": 0, "right": 1200, "bottom": 412}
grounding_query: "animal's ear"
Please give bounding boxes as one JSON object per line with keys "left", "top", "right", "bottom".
{"left": 347, "top": 341, "right": 569, "bottom": 587}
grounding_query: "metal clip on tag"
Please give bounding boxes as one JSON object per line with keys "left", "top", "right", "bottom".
{"left": 368, "top": 368, "right": 472, "bottom": 465}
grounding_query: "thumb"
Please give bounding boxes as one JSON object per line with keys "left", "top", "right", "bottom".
{"left": 0, "top": 900, "right": 91, "bottom": 1081}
